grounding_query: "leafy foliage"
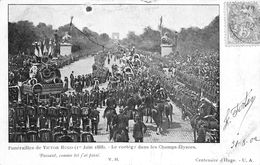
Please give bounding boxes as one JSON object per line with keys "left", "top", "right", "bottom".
{"left": 177, "top": 16, "right": 219, "bottom": 55}
{"left": 120, "top": 16, "right": 219, "bottom": 55}
{"left": 8, "top": 21, "right": 112, "bottom": 56}
{"left": 8, "top": 21, "right": 38, "bottom": 55}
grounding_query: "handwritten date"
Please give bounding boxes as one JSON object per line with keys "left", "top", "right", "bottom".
{"left": 231, "top": 136, "right": 260, "bottom": 149}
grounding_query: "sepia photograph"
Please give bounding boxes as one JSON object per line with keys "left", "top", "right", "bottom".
{"left": 8, "top": 4, "right": 219, "bottom": 143}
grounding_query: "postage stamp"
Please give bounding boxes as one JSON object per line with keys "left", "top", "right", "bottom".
{"left": 226, "top": 1, "right": 260, "bottom": 45}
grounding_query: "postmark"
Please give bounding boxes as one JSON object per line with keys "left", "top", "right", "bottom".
{"left": 226, "top": 1, "right": 260, "bottom": 45}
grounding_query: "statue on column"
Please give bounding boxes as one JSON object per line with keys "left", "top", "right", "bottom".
{"left": 161, "top": 32, "right": 178, "bottom": 52}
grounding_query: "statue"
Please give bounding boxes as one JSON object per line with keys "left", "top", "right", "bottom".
{"left": 62, "top": 32, "right": 72, "bottom": 43}
{"left": 161, "top": 32, "right": 173, "bottom": 45}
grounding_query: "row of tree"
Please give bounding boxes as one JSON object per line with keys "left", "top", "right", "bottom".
{"left": 8, "top": 21, "right": 112, "bottom": 56}
{"left": 120, "top": 16, "right": 219, "bottom": 55}
{"left": 9, "top": 15, "right": 219, "bottom": 57}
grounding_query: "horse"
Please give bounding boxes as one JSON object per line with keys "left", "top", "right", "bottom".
{"left": 154, "top": 101, "right": 164, "bottom": 125}
{"left": 150, "top": 108, "right": 163, "bottom": 135}
{"left": 190, "top": 114, "right": 200, "bottom": 142}
{"left": 164, "top": 101, "right": 173, "bottom": 128}
{"left": 156, "top": 99, "right": 174, "bottom": 127}
{"left": 103, "top": 107, "right": 116, "bottom": 131}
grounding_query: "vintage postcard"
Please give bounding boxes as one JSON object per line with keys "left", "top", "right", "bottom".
{"left": 0, "top": 0, "right": 259, "bottom": 165}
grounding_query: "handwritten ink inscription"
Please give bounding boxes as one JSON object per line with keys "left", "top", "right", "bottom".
{"left": 231, "top": 136, "right": 260, "bottom": 149}
{"left": 223, "top": 89, "right": 256, "bottom": 134}
{"left": 223, "top": 89, "right": 259, "bottom": 154}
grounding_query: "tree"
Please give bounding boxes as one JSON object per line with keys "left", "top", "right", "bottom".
{"left": 8, "top": 21, "right": 38, "bottom": 55}
{"left": 99, "top": 33, "right": 110, "bottom": 43}
{"left": 176, "top": 16, "right": 219, "bottom": 55}
{"left": 35, "top": 22, "right": 54, "bottom": 39}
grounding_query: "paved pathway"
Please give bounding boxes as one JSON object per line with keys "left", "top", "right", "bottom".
{"left": 62, "top": 55, "right": 194, "bottom": 142}
{"left": 96, "top": 56, "right": 194, "bottom": 142}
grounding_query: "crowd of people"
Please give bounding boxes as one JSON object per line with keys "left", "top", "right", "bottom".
{"left": 8, "top": 47, "right": 169, "bottom": 143}
{"left": 173, "top": 49, "right": 219, "bottom": 90}
{"left": 8, "top": 45, "right": 220, "bottom": 143}
{"left": 8, "top": 51, "right": 89, "bottom": 86}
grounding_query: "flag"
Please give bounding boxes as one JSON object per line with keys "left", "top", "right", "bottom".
{"left": 40, "top": 41, "right": 44, "bottom": 55}
{"left": 48, "top": 45, "right": 53, "bottom": 56}
{"left": 34, "top": 42, "right": 39, "bottom": 57}
{"left": 34, "top": 47, "right": 38, "bottom": 57}
{"left": 36, "top": 42, "right": 43, "bottom": 57}
{"left": 48, "top": 40, "right": 53, "bottom": 56}
{"left": 43, "top": 44, "right": 48, "bottom": 55}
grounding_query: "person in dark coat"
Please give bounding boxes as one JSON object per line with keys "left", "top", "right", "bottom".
{"left": 104, "top": 93, "right": 117, "bottom": 116}
{"left": 70, "top": 71, "right": 74, "bottom": 89}
{"left": 64, "top": 77, "right": 69, "bottom": 92}
{"left": 89, "top": 107, "right": 100, "bottom": 135}
{"left": 114, "top": 109, "right": 129, "bottom": 142}
{"left": 133, "top": 115, "right": 147, "bottom": 142}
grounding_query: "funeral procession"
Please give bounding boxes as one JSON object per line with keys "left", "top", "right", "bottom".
{"left": 8, "top": 5, "right": 219, "bottom": 143}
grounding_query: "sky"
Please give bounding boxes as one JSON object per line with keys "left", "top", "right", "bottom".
{"left": 9, "top": 5, "right": 219, "bottom": 39}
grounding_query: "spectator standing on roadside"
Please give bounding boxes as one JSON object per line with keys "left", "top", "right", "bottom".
{"left": 70, "top": 71, "right": 74, "bottom": 89}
